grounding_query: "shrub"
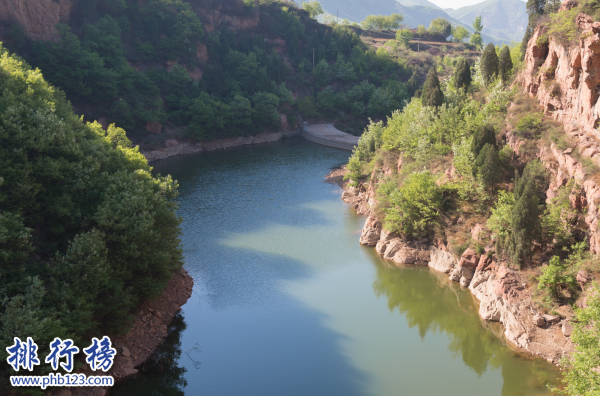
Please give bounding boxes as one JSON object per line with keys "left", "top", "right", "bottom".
{"left": 558, "top": 283, "right": 600, "bottom": 395}
{"left": 487, "top": 190, "right": 515, "bottom": 239}
{"left": 384, "top": 171, "right": 444, "bottom": 237}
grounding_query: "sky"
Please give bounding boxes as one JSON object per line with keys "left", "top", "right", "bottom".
{"left": 427, "top": 0, "right": 525, "bottom": 9}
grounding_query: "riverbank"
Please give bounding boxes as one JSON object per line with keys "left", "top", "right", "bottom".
{"left": 47, "top": 269, "right": 194, "bottom": 396}
{"left": 326, "top": 167, "right": 575, "bottom": 368}
{"left": 141, "top": 130, "right": 302, "bottom": 162}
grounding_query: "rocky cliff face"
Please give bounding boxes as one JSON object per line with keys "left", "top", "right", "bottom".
{"left": 336, "top": 171, "right": 575, "bottom": 366}
{"left": 0, "top": 0, "right": 73, "bottom": 41}
{"left": 520, "top": 2, "right": 600, "bottom": 254}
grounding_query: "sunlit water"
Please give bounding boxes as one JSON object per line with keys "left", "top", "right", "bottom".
{"left": 112, "top": 137, "right": 560, "bottom": 396}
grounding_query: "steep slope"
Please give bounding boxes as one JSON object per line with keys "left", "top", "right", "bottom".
{"left": 447, "top": 0, "right": 527, "bottom": 42}
{"left": 396, "top": 0, "right": 441, "bottom": 8}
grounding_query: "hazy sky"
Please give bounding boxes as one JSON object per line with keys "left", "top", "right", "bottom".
{"left": 428, "top": 0, "right": 525, "bottom": 9}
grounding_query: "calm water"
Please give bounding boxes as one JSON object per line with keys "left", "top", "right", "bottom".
{"left": 112, "top": 137, "right": 560, "bottom": 396}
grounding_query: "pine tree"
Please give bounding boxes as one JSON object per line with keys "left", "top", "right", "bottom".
{"left": 507, "top": 161, "right": 544, "bottom": 267}
{"left": 498, "top": 45, "right": 513, "bottom": 84}
{"left": 481, "top": 43, "right": 499, "bottom": 85}
{"left": 471, "top": 123, "right": 496, "bottom": 157}
{"left": 454, "top": 58, "right": 472, "bottom": 92}
{"left": 474, "top": 143, "right": 500, "bottom": 190}
{"left": 421, "top": 67, "right": 444, "bottom": 107}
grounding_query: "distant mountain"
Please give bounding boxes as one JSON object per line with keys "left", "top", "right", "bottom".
{"left": 315, "top": 0, "right": 511, "bottom": 45}
{"left": 447, "top": 0, "right": 527, "bottom": 42}
{"left": 396, "top": 0, "right": 441, "bottom": 8}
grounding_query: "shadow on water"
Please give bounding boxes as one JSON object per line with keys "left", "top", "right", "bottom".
{"left": 368, "top": 249, "right": 562, "bottom": 396}
{"left": 112, "top": 138, "right": 371, "bottom": 396}
{"left": 112, "top": 138, "right": 561, "bottom": 396}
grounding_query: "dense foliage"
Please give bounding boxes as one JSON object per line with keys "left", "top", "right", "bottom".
{"left": 0, "top": 46, "right": 182, "bottom": 383}
{"left": 481, "top": 43, "right": 499, "bottom": 86}
{"left": 7, "top": 0, "right": 414, "bottom": 145}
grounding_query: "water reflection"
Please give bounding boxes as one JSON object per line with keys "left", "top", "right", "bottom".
{"left": 111, "top": 139, "right": 561, "bottom": 396}
{"left": 371, "top": 257, "right": 560, "bottom": 395}
{"left": 113, "top": 314, "right": 187, "bottom": 396}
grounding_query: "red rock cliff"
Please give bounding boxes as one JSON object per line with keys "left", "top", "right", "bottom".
{"left": 0, "top": 0, "right": 73, "bottom": 41}
{"left": 520, "top": 1, "right": 600, "bottom": 254}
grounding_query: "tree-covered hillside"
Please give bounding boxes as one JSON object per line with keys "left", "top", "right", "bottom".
{"left": 0, "top": 45, "right": 183, "bottom": 386}
{"left": 4, "top": 0, "right": 430, "bottom": 147}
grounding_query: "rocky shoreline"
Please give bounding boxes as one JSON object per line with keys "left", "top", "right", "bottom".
{"left": 141, "top": 129, "right": 302, "bottom": 162}
{"left": 326, "top": 168, "right": 575, "bottom": 367}
{"left": 47, "top": 268, "right": 194, "bottom": 396}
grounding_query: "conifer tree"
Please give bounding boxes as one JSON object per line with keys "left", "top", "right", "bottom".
{"left": 471, "top": 123, "right": 496, "bottom": 157}
{"left": 454, "top": 58, "right": 472, "bottom": 92}
{"left": 481, "top": 43, "right": 499, "bottom": 85}
{"left": 421, "top": 67, "right": 444, "bottom": 107}
{"left": 474, "top": 143, "right": 500, "bottom": 191}
{"left": 507, "top": 161, "right": 544, "bottom": 266}
{"left": 498, "top": 45, "right": 513, "bottom": 84}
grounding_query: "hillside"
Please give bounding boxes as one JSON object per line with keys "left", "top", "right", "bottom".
{"left": 340, "top": 1, "right": 600, "bottom": 394}
{"left": 447, "top": 0, "right": 527, "bottom": 42}
{"left": 318, "top": 0, "right": 512, "bottom": 45}
{"left": 396, "top": 0, "right": 441, "bottom": 8}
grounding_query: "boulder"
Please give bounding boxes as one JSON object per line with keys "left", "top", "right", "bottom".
{"left": 533, "top": 314, "right": 546, "bottom": 327}
{"left": 428, "top": 247, "right": 457, "bottom": 274}
{"left": 577, "top": 269, "right": 590, "bottom": 290}
{"left": 359, "top": 214, "right": 381, "bottom": 246}
{"left": 562, "top": 321, "right": 574, "bottom": 337}
{"left": 458, "top": 248, "right": 480, "bottom": 270}
{"left": 165, "top": 139, "right": 179, "bottom": 148}
{"left": 544, "top": 314, "right": 561, "bottom": 325}
{"left": 145, "top": 122, "right": 162, "bottom": 134}
{"left": 471, "top": 224, "right": 487, "bottom": 242}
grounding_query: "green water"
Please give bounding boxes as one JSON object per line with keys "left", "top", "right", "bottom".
{"left": 112, "top": 137, "right": 560, "bottom": 396}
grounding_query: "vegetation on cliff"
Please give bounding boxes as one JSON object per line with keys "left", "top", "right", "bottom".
{"left": 348, "top": 1, "right": 600, "bottom": 393}
{"left": 0, "top": 46, "right": 183, "bottom": 387}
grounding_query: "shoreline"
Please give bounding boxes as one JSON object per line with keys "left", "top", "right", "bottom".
{"left": 48, "top": 268, "right": 194, "bottom": 396}
{"left": 326, "top": 167, "right": 575, "bottom": 369}
{"left": 141, "top": 129, "right": 302, "bottom": 162}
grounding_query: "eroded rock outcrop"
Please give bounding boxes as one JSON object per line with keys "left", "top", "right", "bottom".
{"left": 520, "top": 4, "right": 600, "bottom": 254}
{"left": 0, "top": 0, "right": 73, "bottom": 41}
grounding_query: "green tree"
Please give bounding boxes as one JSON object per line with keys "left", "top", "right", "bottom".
{"left": 302, "top": 0, "right": 324, "bottom": 19}
{"left": 312, "top": 58, "right": 330, "bottom": 87}
{"left": 428, "top": 17, "right": 452, "bottom": 38}
{"left": 384, "top": 172, "right": 444, "bottom": 237}
{"left": 421, "top": 67, "right": 444, "bottom": 107}
{"left": 473, "top": 15, "right": 483, "bottom": 34}
{"left": 396, "top": 29, "right": 413, "bottom": 47}
{"left": 470, "top": 33, "right": 483, "bottom": 50}
{"left": 471, "top": 123, "right": 496, "bottom": 157}
{"left": 361, "top": 14, "right": 404, "bottom": 31}
{"left": 481, "top": 43, "right": 499, "bottom": 85}
{"left": 454, "top": 58, "right": 472, "bottom": 92}
{"left": 470, "top": 16, "right": 484, "bottom": 49}
{"left": 498, "top": 45, "right": 514, "bottom": 84}
{"left": 452, "top": 25, "right": 471, "bottom": 43}
{"left": 507, "top": 161, "right": 544, "bottom": 266}
{"left": 559, "top": 284, "right": 600, "bottom": 395}
{"left": 474, "top": 143, "right": 500, "bottom": 191}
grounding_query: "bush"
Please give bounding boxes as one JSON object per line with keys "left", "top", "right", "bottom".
{"left": 384, "top": 171, "right": 443, "bottom": 237}
{"left": 558, "top": 283, "right": 600, "bottom": 395}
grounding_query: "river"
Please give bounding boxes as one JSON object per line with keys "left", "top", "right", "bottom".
{"left": 112, "top": 137, "right": 561, "bottom": 396}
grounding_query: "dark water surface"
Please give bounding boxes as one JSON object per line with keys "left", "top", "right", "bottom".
{"left": 112, "top": 137, "right": 560, "bottom": 396}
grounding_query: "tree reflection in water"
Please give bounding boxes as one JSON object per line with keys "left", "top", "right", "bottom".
{"left": 111, "top": 313, "right": 188, "bottom": 396}
{"left": 371, "top": 259, "right": 562, "bottom": 396}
